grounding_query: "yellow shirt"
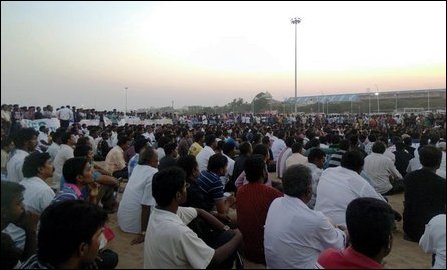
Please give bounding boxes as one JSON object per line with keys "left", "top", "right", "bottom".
{"left": 188, "top": 142, "right": 203, "bottom": 157}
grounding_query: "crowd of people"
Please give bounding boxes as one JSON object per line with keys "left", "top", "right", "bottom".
{"left": 1, "top": 103, "right": 446, "bottom": 269}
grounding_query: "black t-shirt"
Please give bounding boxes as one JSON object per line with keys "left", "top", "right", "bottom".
{"left": 403, "top": 168, "right": 446, "bottom": 241}
{"left": 181, "top": 181, "right": 213, "bottom": 211}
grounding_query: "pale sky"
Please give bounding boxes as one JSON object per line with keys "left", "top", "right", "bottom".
{"left": 1, "top": 1, "right": 446, "bottom": 110}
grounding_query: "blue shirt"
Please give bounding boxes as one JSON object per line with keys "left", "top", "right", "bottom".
{"left": 197, "top": 170, "right": 224, "bottom": 211}
{"left": 128, "top": 154, "right": 139, "bottom": 177}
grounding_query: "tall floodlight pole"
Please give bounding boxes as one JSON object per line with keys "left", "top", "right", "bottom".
{"left": 124, "top": 87, "right": 128, "bottom": 116}
{"left": 291, "top": 17, "right": 302, "bottom": 114}
{"left": 375, "top": 92, "right": 380, "bottom": 113}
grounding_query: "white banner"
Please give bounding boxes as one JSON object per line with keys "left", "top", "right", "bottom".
{"left": 20, "top": 118, "right": 60, "bottom": 132}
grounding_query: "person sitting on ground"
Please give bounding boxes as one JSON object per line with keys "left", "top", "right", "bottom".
{"left": 327, "top": 139, "right": 349, "bottom": 168}
{"left": 73, "top": 145, "right": 119, "bottom": 213}
{"left": 234, "top": 144, "right": 273, "bottom": 189}
{"left": 127, "top": 137, "right": 149, "bottom": 178}
{"left": 229, "top": 141, "right": 252, "bottom": 191}
{"left": 53, "top": 132, "right": 76, "bottom": 191}
{"left": 262, "top": 136, "right": 276, "bottom": 172}
{"left": 7, "top": 128, "right": 38, "bottom": 183}
{"left": 19, "top": 200, "right": 113, "bottom": 269}
{"left": 197, "top": 153, "right": 235, "bottom": 224}
{"left": 264, "top": 165, "right": 347, "bottom": 269}
{"left": 285, "top": 141, "right": 307, "bottom": 169}
{"left": 117, "top": 147, "right": 158, "bottom": 245}
{"left": 188, "top": 131, "right": 204, "bottom": 157}
{"left": 177, "top": 155, "right": 209, "bottom": 210}
{"left": 315, "top": 151, "right": 389, "bottom": 226}
{"left": 196, "top": 134, "right": 217, "bottom": 173}
{"left": 306, "top": 148, "right": 326, "bottom": 209}
{"left": 419, "top": 214, "right": 446, "bottom": 269}
{"left": 276, "top": 137, "right": 295, "bottom": 179}
{"left": 144, "top": 167, "right": 243, "bottom": 269}
{"left": 316, "top": 197, "right": 396, "bottom": 269}
{"left": 236, "top": 154, "right": 283, "bottom": 265}
{"left": 364, "top": 141, "right": 404, "bottom": 195}
{"left": 393, "top": 142, "right": 413, "bottom": 178}
{"left": 403, "top": 145, "right": 446, "bottom": 242}
{"left": 105, "top": 135, "right": 131, "bottom": 179}
{"left": 158, "top": 142, "right": 178, "bottom": 171}
{"left": 1, "top": 181, "right": 38, "bottom": 269}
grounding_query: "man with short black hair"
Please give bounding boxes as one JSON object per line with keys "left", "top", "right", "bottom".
{"left": 285, "top": 141, "right": 307, "bottom": 168}
{"left": 53, "top": 132, "right": 76, "bottom": 191}
{"left": 158, "top": 142, "right": 178, "bottom": 171}
{"left": 6, "top": 128, "right": 38, "bottom": 183}
{"left": 316, "top": 198, "right": 395, "bottom": 269}
{"left": 196, "top": 134, "right": 217, "bottom": 172}
{"left": 403, "top": 145, "right": 446, "bottom": 242}
{"left": 19, "top": 200, "right": 109, "bottom": 269}
{"left": 105, "top": 135, "right": 131, "bottom": 179}
{"left": 315, "top": 151, "right": 387, "bottom": 226}
{"left": 144, "top": 167, "right": 243, "bottom": 269}
{"left": 306, "top": 148, "right": 326, "bottom": 209}
{"left": 264, "top": 165, "right": 347, "bottom": 268}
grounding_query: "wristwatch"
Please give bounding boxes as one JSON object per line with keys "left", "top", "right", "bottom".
{"left": 222, "top": 225, "right": 230, "bottom": 231}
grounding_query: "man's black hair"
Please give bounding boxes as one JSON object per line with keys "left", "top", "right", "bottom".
{"left": 372, "top": 141, "right": 386, "bottom": 154}
{"left": 1, "top": 181, "right": 25, "bottom": 209}
{"left": 73, "top": 144, "right": 92, "bottom": 158}
{"left": 62, "top": 158, "right": 89, "bottom": 184}
{"left": 282, "top": 165, "right": 312, "bottom": 198}
{"left": 207, "top": 153, "right": 228, "bottom": 172}
{"left": 22, "top": 152, "right": 51, "bottom": 178}
{"left": 341, "top": 151, "right": 364, "bottom": 172}
{"left": 176, "top": 155, "right": 198, "bottom": 179}
{"left": 152, "top": 167, "right": 186, "bottom": 207}
{"left": 245, "top": 154, "right": 265, "bottom": 183}
{"left": 252, "top": 143, "right": 268, "bottom": 157}
{"left": 12, "top": 128, "right": 38, "bottom": 149}
{"left": 308, "top": 148, "right": 326, "bottom": 163}
{"left": 419, "top": 145, "right": 442, "bottom": 168}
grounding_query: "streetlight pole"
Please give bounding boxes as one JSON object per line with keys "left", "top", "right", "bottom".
{"left": 291, "top": 17, "right": 301, "bottom": 114}
{"left": 375, "top": 92, "right": 380, "bottom": 113}
{"left": 124, "top": 87, "right": 128, "bottom": 116}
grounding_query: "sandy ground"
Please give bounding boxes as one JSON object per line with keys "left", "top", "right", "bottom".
{"left": 105, "top": 172, "right": 432, "bottom": 269}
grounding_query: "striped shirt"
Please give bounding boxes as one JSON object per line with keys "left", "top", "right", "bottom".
{"left": 328, "top": 150, "right": 346, "bottom": 168}
{"left": 52, "top": 184, "right": 82, "bottom": 203}
{"left": 197, "top": 170, "right": 224, "bottom": 211}
{"left": 19, "top": 255, "right": 54, "bottom": 269}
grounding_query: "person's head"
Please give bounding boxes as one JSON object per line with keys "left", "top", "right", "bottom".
{"left": 395, "top": 142, "right": 406, "bottom": 152}
{"left": 285, "top": 137, "right": 296, "bottom": 148}
{"left": 176, "top": 155, "right": 200, "bottom": 180}
{"left": 1, "top": 181, "right": 25, "bottom": 225}
{"left": 207, "top": 153, "right": 228, "bottom": 176}
{"left": 239, "top": 141, "right": 252, "bottom": 156}
{"left": 13, "top": 128, "right": 38, "bottom": 152}
{"left": 403, "top": 136, "right": 412, "bottom": 147}
{"left": 372, "top": 141, "right": 386, "bottom": 154}
{"left": 346, "top": 198, "right": 395, "bottom": 262}
{"left": 61, "top": 132, "right": 76, "bottom": 146}
{"left": 222, "top": 141, "right": 236, "bottom": 157}
{"left": 163, "top": 142, "right": 178, "bottom": 158}
{"left": 74, "top": 144, "right": 94, "bottom": 162}
{"left": 193, "top": 131, "right": 205, "bottom": 144}
{"left": 341, "top": 150, "right": 365, "bottom": 174}
{"left": 39, "top": 125, "right": 48, "bottom": 134}
{"left": 419, "top": 145, "right": 442, "bottom": 170}
{"left": 204, "top": 134, "right": 217, "bottom": 149}
{"left": 76, "top": 137, "right": 90, "bottom": 148}
{"left": 245, "top": 154, "right": 266, "bottom": 183}
{"left": 22, "top": 152, "right": 53, "bottom": 179}
{"left": 38, "top": 200, "right": 108, "bottom": 268}
{"left": 339, "top": 139, "right": 350, "bottom": 151}
{"left": 138, "top": 146, "right": 158, "bottom": 168}
{"left": 134, "top": 137, "right": 149, "bottom": 155}
{"left": 1, "top": 137, "right": 14, "bottom": 152}
{"left": 117, "top": 135, "right": 131, "bottom": 151}
{"left": 51, "top": 131, "right": 62, "bottom": 145}
{"left": 308, "top": 148, "right": 326, "bottom": 169}
{"left": 252, "top": 143, "right": 269, "bottom": 161}
{"left": 305, "top": 138, "right": 320, "bottom": 150}
{"left": 62, "top": 157, "right": 93, "bottom": 187}
{"left": 262, "top": 136, "right": 271, "bottom": 147}
{"left": 152, "top": 167, "right": 188, "bottom": 207}
{"left": 282, "top": 165, "right": 312, "bottom": 203}
{"left": 291, "top": 142, "right": 303, "bottom": 154}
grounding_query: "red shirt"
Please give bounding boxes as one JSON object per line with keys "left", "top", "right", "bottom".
{"left": 236, "top": 183, "right": 283, "bottom": 264}
{"left": 316, "top": 247, "right": 384, "bottom": 269}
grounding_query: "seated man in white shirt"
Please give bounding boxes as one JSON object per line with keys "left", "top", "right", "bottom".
{"left": 306, "top": 148, "right": 326, "bottom": 209}
{"left": 285, "top": 142, "right": 308, "bottom": 169}
{"left": 364, "top": 141, "right": 403, "bottom": 195}
{"left": 315, "top": 151, "right": 390, "bottom": 226}
{"left": 117, "top": 147, "right": 158, "bottom": 245}
{"left": 6, "top": 127, "right": 38, "bottom": 183}
{"left": 419, "top": 214, "right": 446, "bottom": 269}
{"left": 264, "top": 164, "right": 348, "bottom": 269}
{"left": 36, "top": 126, "right": 51, "bottom": 152}
{"left": 144, "top": 167, "right": 243, "bottom": 269}
{"left": 196, "top": 134, "right": 217, "bottom": 173}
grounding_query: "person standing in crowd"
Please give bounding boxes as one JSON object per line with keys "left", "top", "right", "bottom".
{"left": 7, "top": 128, "right": 38, "bottom": 183}
{"left": 264, "top": 165, "right": 347, "bottom": 269}
{"left": 316, "top": 198, "right": 395, "bottom": 269}
{"left": 56, "top": 106, "right": 72, "bottom": 129}
{"left": 403, "top": 145, "right": 446, "bottom": 242}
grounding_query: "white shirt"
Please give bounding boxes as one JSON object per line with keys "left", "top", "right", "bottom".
{"left": 6, "top": 149, "right": 29, "bottom": 183}
{"left": 21, "top": 176, "right": 55, "bottom": 214}
{"left": 196, "top": 146, "right": 215, "bottom": 173}
{"left": 221, "top": 153, "right": 235, "bottom": 185}
{"left": 271, "top": 139, "right": 286, "bottom": 161}
{"left": 264, "top": 195, "right": 346, "bottom": 269}
{"left": 419, "top": 214, "right": 446, "bottom": 269}
{"left": 277, "top": 148, "right": 292, "bottom": 179}
{"left": 384, "top": 149, "right": 395, "bottom": 163}
{"left": 315, "top": 166, "right": 386, "bottom": 226}
{"left": 57, "top": 107, "right": 72, "bottom": 121}
{"left": 117, "top": 165, "right": 158, "bottom": 234}
{"left": 306, "top": 163, "right": 323, "bottom": 209}
{"left": 364, "top": 153, "right": 402, "bottom": 194}
{"left": 144, "top": 207, "right": 215, "bottom": 269}
{"left": 156, "top": 147, "right": 165, "bottom": 161}
{"left": 47, "top": 142, "right": 61, "bottom": 162}
{"left": 285, "top": 152, "right": 308, "bottom": 169}
{"left": 406, "top": 155, "right": 445, "bottom": 179}
{"left": 53, "top": 144, "right": 74, "bottom": 190}
{"left": 37, "top": 132, "right": 49, "bottom": 149}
